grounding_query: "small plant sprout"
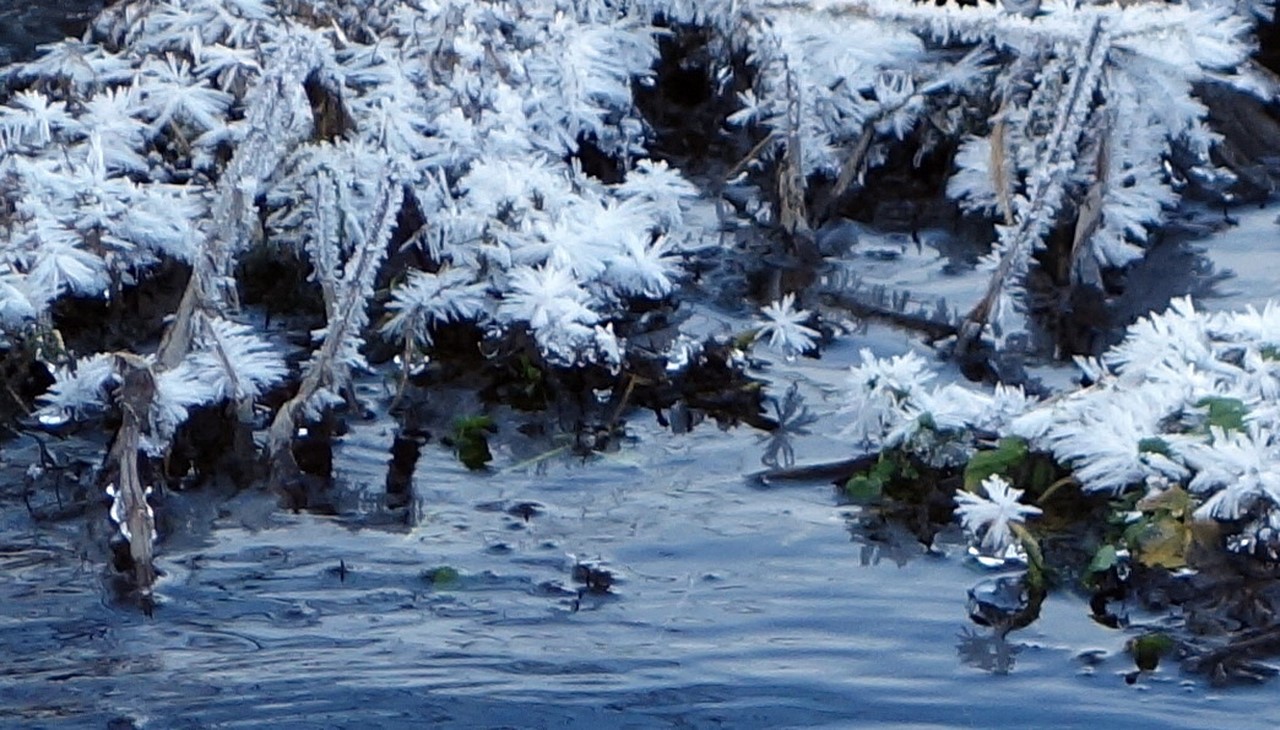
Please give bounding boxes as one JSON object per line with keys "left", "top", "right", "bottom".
{"left": 755, "top": 293, "right": 819, "bottom": 358}
{"left": 955, "top": 474, "right": 1043, "bottom": 555}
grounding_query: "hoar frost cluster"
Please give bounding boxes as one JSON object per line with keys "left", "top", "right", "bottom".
{"left": 0, "top": 0, "right": 739, "bottom": 584}
{"left": 730, "top": 0, "right": 1261, "bottom": 346}
{"left": 843, "top": 298, "right": 1280, "bottom": 537}
{"left": 0, "top": 0, "right": 1271, "bottom": 591}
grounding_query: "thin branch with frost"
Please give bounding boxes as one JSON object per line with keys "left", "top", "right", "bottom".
{"left": 957, "top": 17, "right": 1108, "bottom": 353}
{"left": 103, "top": 354, "right": 160, "bottom": 597}
{"left": 157, "top": 27, "right": 330, "bottom": 368}
{"left": 267, "top": 167, "right": 403, "bottom": 486}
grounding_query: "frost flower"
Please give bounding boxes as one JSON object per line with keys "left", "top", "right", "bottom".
{"left": 838, "top": 348, "right": 936, "bottom": 447}
{"left": 500, "top": 264, "right": 599, "bottom": 363}
{"left": 955, "top": 475, "right": 1042, "bottom": 553}
{"left": 756, "top": 293, "right": 819, "bottom": 357}
{"left": 1182, "top": 426, "right": 1280, "bottom": 520}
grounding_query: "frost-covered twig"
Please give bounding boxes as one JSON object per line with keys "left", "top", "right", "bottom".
{"left": 957, "top": 17, "right": 1108, "bottom": 354}
{"left": 266, "top": 165, "right": 403, "bottom": 486}
{"left": 157, "top": 27, "right": 331, "bottom": 368}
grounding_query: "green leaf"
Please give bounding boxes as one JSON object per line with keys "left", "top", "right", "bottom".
{"left": 1136, "top": 484, "right": 1192, "bottom": 519}
{"left": 1134, "top": 518, "right": 1190, "bottom": 569}
{"left": 516, "top": 355, "right": 543, "bottom": 384}
{"left": 1137, "top": 437, "right": 1171, "bottom": 457}
{"left": 1012, "top": 523, "right": 1046, "bottom": 591}
{"left": 869, "top": 454, "right": 899, "bottom": 482}
{"left": 963, "top": 437, "right": 1029, "bottom": 490}
{"left": 454, "top": 415, "right": 494, "bottom": 470}
{"left": 844, "top": 474, "right": 884, "bottom": 500}
{"left": 1029, "top": 459, "right": 1055, "bottom": 492}
{"left": 1261, "top": 345, "right": 1280, "bottom": 362}
{"left": 1196, "top": 396, "right": 1248, "bottom": 433}
{"left": 916, "top": 412, "right": 938, "bottom": 432}
{"left": 1129, "top": 632, "right": 1175, "bottom": 672}
{"left": 1122, "top": 492, "right": 1193, "bottom": 569}
{"left": 424, "top": 566, "right": 460, "bottom": 587}
{"left": 844, "top": 453, "right": 898, "bottom": 500}
{"left": 1087, "top": 544, "right": 1119, "bottom": 574}
{"left": 1122, "top": 516, "right": 1149, "bottom": 550}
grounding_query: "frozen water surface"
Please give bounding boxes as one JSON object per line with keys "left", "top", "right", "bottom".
{"left": 4, "top": 311, "right": 1280, "bottom": 729}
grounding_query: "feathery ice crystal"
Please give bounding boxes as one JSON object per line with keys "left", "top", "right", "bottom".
{"left": 955, "top": 475, "right": 1042, "bottom": 554}
{"left": 838, "top": 348, "right": 1033, "bottom": 464}
{"left": 755, "top": 294, "right": 819, "bottom": 358}
{"left": 843, "top": 298, "right": 1280, "bottom": 530}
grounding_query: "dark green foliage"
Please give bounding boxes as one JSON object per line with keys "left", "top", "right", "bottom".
{"left": 453, "top": 415, "right": 495, "bottom": 470}
{"left": 1137, "top": 436, "right": 1172, "bottom": 457}
{"left": 1086, "top": 544, "right": 1119, "bottom": 578}
{"left": 844, "top": 455, "right": 897, "bottom": 500}
{"left": 1129, "top": 632, "right": 1175, "bottom": 672}
{"left": 963, "top": 436, "right": 1028, "bottom": 490}
{"left": 423, "top": 566, "right": 460, "bottom": 587}
{"left": 1196, "top": 396, "right": 1248, "bottom": 433}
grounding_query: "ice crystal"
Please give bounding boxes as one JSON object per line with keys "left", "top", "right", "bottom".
{"left": 841, "top": 298, "right": 1280, "bottom": 525}
{"left": 1182, "top": 426, "right": 1280, "bottom": 520}
{"left": 756, "top": 293, "right": 819, "bottom": 358}
{"left": 955, "top": 474, "right": 1043, "bottom": 554}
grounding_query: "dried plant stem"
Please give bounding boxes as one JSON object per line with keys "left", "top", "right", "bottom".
{"left": 777, "top": 64, "right": 810, "bottom": 242}
{"left": 990, "top": 110, "right": 1014, "bottom": 226}
{"left": 105, "top": 353, "right": 158, "bottom": 594}
{"left": 267, "top": 175, "right": 403, "bottom": 487}
{"left": 957, "top": 19, "right": 1108, "bottom": 356}
{"left": 157, "top": 32, "right": 326, "bottom": 369}
{"left": 817, "top": 126, "right": 874, "bottom": 221}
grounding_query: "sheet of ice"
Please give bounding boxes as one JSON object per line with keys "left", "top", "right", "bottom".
{"left": 1188, "top": 204, "right": 1280, "bottom": 312}
{"left": 819, "top": 220, "right": 989, "bottom": 320}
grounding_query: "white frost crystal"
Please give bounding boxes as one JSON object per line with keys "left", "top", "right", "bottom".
{"left": 955, "top": 475, "right": 1042, "bottom": 553}
{"left": 756, "top": 293, "right": 819, "bottom": 358}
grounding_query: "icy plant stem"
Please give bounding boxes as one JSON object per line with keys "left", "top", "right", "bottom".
{"left": 88, "top": 33, "right": 327, "bottom": 599}
{"left": 157, "top": 31, "right": 324, "bottom": 368}
{"left": 266, "top": 174, "right": 403, "bottom": 485}
{"left": 958, "top": 19, "right": 1108, "bottom": 355}
{"left": 778, "top": 63, "right": 810, "bottom": 242}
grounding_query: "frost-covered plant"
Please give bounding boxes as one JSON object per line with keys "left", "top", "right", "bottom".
{"left": 0, "top": 0, "right": 756, "bottom": 592}
{"left": 842, "top": 298, "right": 1280, "bottom": 535}
{"left": 838, "top": 347, "right": 1033, "bottom": 464}
{"left": 725, "top": 3, "right": 989, "bottom": 232}
{"left": 1005, "top": 298, "right": 1280, "bottom": 506}
{"left": 727, "top": 0, "right": 1262, "bottom": 352}
{"left": 1, "top": 0, "right": 1267, "bottom": 601}
{"left": 955, "top": 474, "right": 1042, "bottom": 554}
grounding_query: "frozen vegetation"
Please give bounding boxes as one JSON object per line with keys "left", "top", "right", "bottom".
{"left": 3, "top": 0, "right": 1280, "bottom": 675}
